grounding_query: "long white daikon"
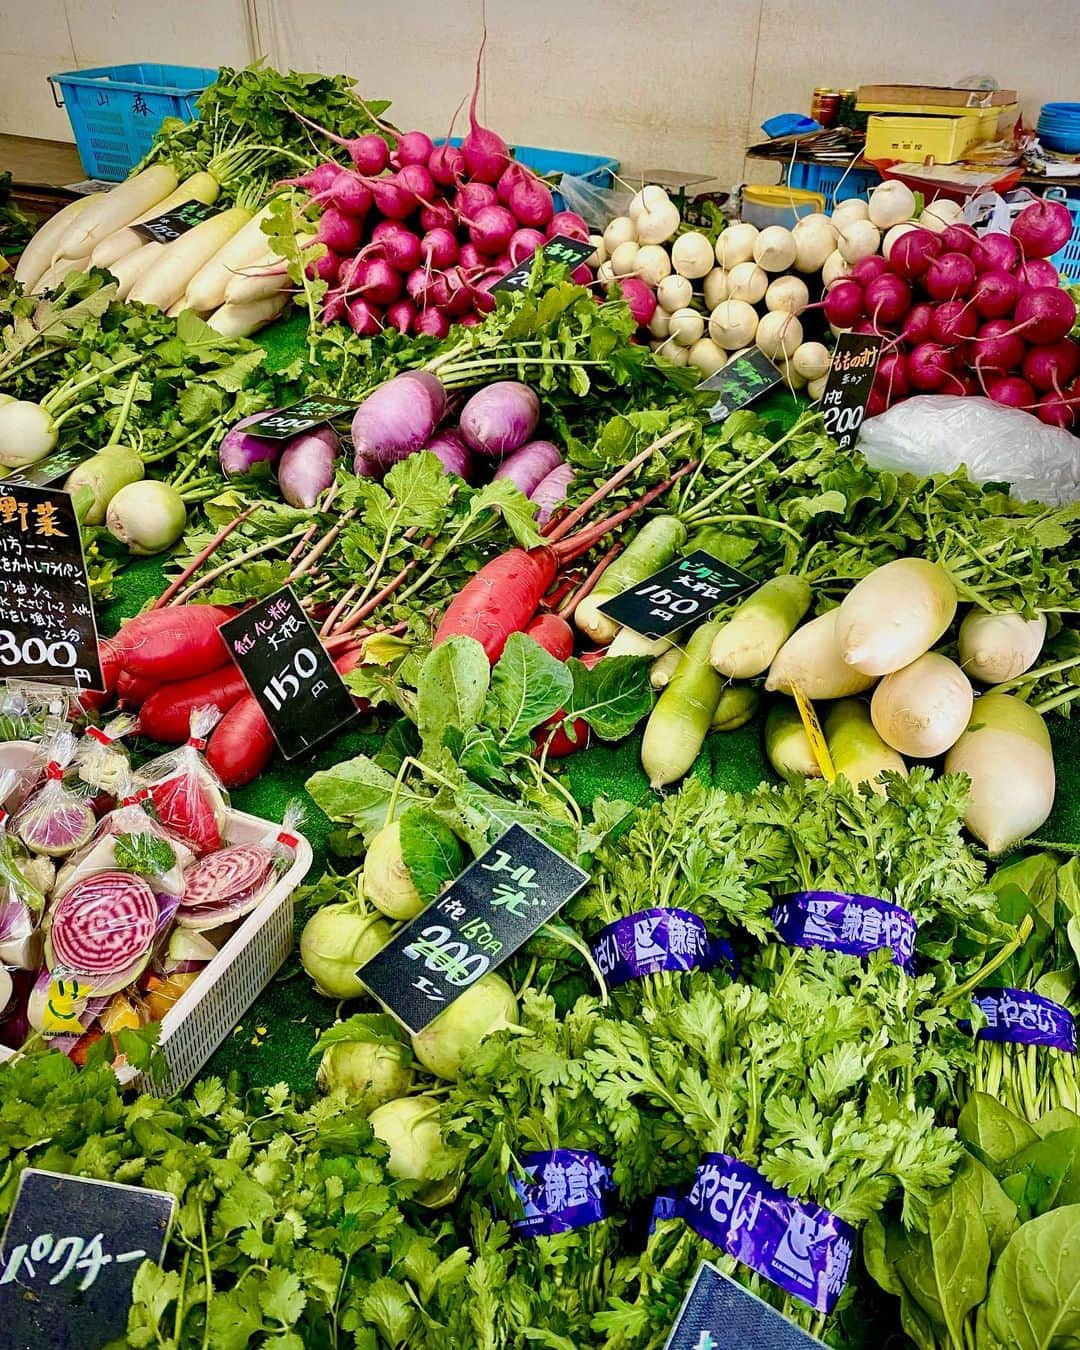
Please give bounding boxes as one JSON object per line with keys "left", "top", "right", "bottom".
{"left": 56, "top": 164, "right": 179, "bottom": 261}
{"left": 709, "top": 575, "right": 810, "bottom": 678}
{"left": 958, "top": 610, "right": 1047, "bottom": 685}
{"left": 14, "top": 195, "right": 97, "bottom": 290}
{"left": 223, "top": 258, "right": 290, "bottom": 305}
{"left": 836, "top": 558, "right": 958, "bottom": 676}
{"left": 89, "top": 171, "right": 221, "bottom": 271}
{"left": 183, "top": 203, "right": 280, "bottom": 313}
{"left": 824, "top": 698, "right": 906, "bottom": 795}
{"left": 129, "top": 207, "right": 250, "bottom": 312}
{"left": 870, "top": 652, "right": 973, "bottom": 758}
{"left": 30, "top": 254, "right": 91, "bottom": 295}
{"left": 944, "top": 694, "right": 1055, "bottom": 853}
{"left": 205, "top": 293, "right": 288, "bottom": 337}
{"left": 110, "top": 243, "right": 164, "bottom": 301}
{"left": 765, "top": 611, "right": 876, "bottom": 700}
{"left": 608, "top": 628, "right": 671, "bottom": 659}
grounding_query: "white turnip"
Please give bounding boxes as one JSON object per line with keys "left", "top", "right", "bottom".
{"left": 837, "top": 218, "right": 881, "bottom": 263}
{"left": 603, "top": 215, "right": 637, "bottom": 254}
{"left": 687, "top": 336, "right": 727, "bottom": 375}
{"left": 765, "top": 275, "right": 809, "bottom": 314}
{"left": 610, "top": 240, "right": 640, "bottom": 276}
{"left": 830, "top": 198, "right": 870, "bottom": 228}
{"left": 755, "top": 310, "right": 802, "bottom": 360}
{"left": 919, "top": 199, "right": 964, "bottom": 232}
{"left": 634, "top": 243, "right": 673, "bottom": 286}
{"left": 715, "top": 222, "right": 758, "bottom": 268}
{"left": 726, "top": 260, "right": 768, "bottom": 303}
{"left": 668, "top": 308, "right": 704, "bottom": 346}
{"left": 753, "top": 225, "right": 797, "bottom": 273}
{"left": 792, "top": 341, "right": 831, "bottom": 380}
{"left": 703, "top": 267, "right": 728, "bottom": 309}
{"left": 657, "top": 274, "right": 692, "bottom": 311}
{"left": 958, "top": 609, "right": 1046, "bottom": 684}
{"left": 821, "top": 249, "right": 853, "bottom": 285}
{"left": 634, "top": 188, "right": 680, "bottom": 245}
{"left": 671, "top": 232, "right": 713, "bottom": 279}
{"left": 868, "top": 180, "right": 917, "bottom": 229}
{"left": 792, "top": 214, "right": 836, "bottom": 273}
{"left": 708, "top": 299, "right": 758, "bottom": 350}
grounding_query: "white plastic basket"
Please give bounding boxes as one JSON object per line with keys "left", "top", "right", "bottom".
{"left": 0, "top": 741, "right": 313, "bottom": 1096}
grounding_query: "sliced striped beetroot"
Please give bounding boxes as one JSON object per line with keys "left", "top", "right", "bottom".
{"left": 49, "top": 871, "right": 157, "bottom": 976}
{"left": 181, "top": 845, "right": 272, "bottom": 909}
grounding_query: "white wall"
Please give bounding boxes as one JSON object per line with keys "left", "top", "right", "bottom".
{"left": 2, "top": 0, "right": 1077, "bottom": 184}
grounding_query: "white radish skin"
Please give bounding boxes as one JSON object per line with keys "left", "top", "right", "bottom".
{"left": 724, "top": 346, "right": 754, "bottom": 366}
{"left": 169, "top": 197, "right": 276, "bottom": 314}
{"left": 871, "top": 652, "right": 973, "bottom": 757}
{"left": 920, "top": 199, "right": 964, "bottom": 233}
{"left": 753, "top": 225, "right": 797, "bottom": 273}
{"left": 821, "top": 250, "right": 853, "bottom": 286}
{"left": 756, "top": 310, "right": 803, "bottom": 360}
{"left": 629, "top": 185, "right": 670, "bottom": 222}
{"left": 836, "top": 558, "right": 958, "bottom": 676}
{"left": 830, "top": 199, "right": 870, "bottom": 228}
{"left": 776, "top": 360, "right": 807, "bottom": 390}
{"left": 766, "top": 611, "right": 877, "bottom": 700}
{"left": 792, "top": 215, "right": 836, "bottom": 273}
{"left": 14, "top": 195, "right": 97, "bottom": 289}
{"left": 206, "top": 294, "right": 289, "bottom": 337}
{"left": 687, "top": 337, "right": 727, "bottom": 376}
{"left": 710, "top": 575, "right": 811, "bottom": 678}
{"left": 586, "top": 234, "right": 607, "bottom": 267}
{"left": 703, "top": 268, "right": 728, "bottom": 309}
{"left": 671, "top": 232, "right": 714, "bottom": 279}
{"left": 610, "top": 240, "right": 640, "bottom": 277}
{"left": 597, "top": 260, "right": 616, "bottom": 285}
{"left": 708, "top": 300, "right": 758, "bottom": 350}
{"left": 603, "top": 216, "right": 637, "bottom": 253}
{"left": 166, "top": 298, "right": 189, "bottom": 318}
{"left": 883, "top": 221, "right": 917, "bottom": 259}
{"left": 129, "top": 207, "right": 249, "bottom": 311}
{"left": 944, "top": 694, "right": 1055, "bottom": 853}
{"left": 715, "top": 222, "right": 758, "bottom": 268}
{"left": 726, "top": 261, "right": 768, "bottom": 304}
{"left": 868, "top": 180, "right": 917, "bottom": 229}
{"left": 635, "top": 192, "right": 680, "bottom": 246}
{"left": 792, "top": 341, "right": 831, "bottom": 381}
{"left": 110, "top": 243, "right": 164, "bottom": 300}
{"left": 958, "top": 611, "right": 1047, "bottom": 684}
{"left": 609, "top": 628, "right": 671, "bottom": 659}
{"left": 807, "top": 375, "right": 828, "bottom": 400}
{"left": 0, "top": 400, "right": 57, "bottom": 466}
{"left": 765, "top": 275, "right": 809, "bottom": 314}
{"left": 90, "top": 171, "right": 220, "bottom": 271}
{"left": 634, "top": 243, "right": 673, "bottom": 286}
{"left": 668, "top": 308, "right": 704, "bottom": 347}
{"left": 653, "top": 340, "right": 689, "bottom": 367}
{"left": 650, "top": 646, "right": 682, "bottom": 689}
{"left": 647, "top": 308, "right": 671, "bottom": 339}
{"left": 31, "top": 255, "right": 91, "bottom": 295}
{"left": 657, "top": 274, "right": 693, "bottom": 312}
{"left": 57, "top": 164, "right": 178, "bottom": 260}
{"left": 837, "top": 218, "right": 881, "bottom": 263}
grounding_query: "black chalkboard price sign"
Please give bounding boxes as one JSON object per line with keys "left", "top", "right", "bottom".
{"left": 492, "top": 233, "right": 595, "bottom": 293}
{"left": 360, "top": 824, "right": 589, "bottom": 1035}
{"left": 597, "top": 549, "right": 756, "bottom": 641}
{"left": 0, "top": 1168, "right": 175, "bottom": 1350}
{"left": 219, "top": 585, "right": 358, "bottom": 758}
{"left": 0, "top": 484, "right": 103, "bottom": 690}
{"left": 695, "top": 347, "right": 784, "bottom": 422}
{"left": 664, "top": 1262, "right": 826, "bottom": 1349}
{"left": 245, "top": 395, "right": 360, "bottom": 440}
{"left": 133, "top": 198, "right": 218, "bottom": 244}
{"left": 818, "top": 333, "right": 883, "bottom": 450}
{"left": 2, "top": 444, "right": 95, "bottom": 489}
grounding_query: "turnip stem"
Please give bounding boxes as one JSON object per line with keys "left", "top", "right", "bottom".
{"left": 157, "top": 505, "right": 262, "bottom": 609}
{"left": 170, "top": 526, "right": 307, "bottom": 606}
{"left": 557, "top": 542, "right": 621, "bottom": 620}
{"left": 319, "top": 583, "right": 359, "bottom": 637}
{"left": 287, "top": 508, "right": 357, "bottom": 582}
{"left": 42, "top": 352, "right": 145, "bottom": 415}
{"left": 683, "top": 412, "right": 817, "bottom": 523}
{"left": 331, "top": 535, "right": 436, "bottom": 635}
{"left": 691, "top": 511, "right": 804, "bottom": 544}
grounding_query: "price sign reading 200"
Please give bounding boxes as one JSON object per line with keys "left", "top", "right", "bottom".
{"left": 262, "top": 646, "right": 320, "bottom": 712}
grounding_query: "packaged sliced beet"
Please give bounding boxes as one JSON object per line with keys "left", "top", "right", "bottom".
{"left": 12, "top": 728, "right": 96, "bottom": 861}
{"left": 176, "top": 801, "right": 303, "bottom": 931}
{"left": 0, "top": 765, "right": 49, "bottom": 966}
{"left": 136, "top": 706, "right": 229, "bottom": 856}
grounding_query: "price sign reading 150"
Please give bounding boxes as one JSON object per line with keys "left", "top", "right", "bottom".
{"left": 261, "top": 645, "right": 320, "bottom": 711}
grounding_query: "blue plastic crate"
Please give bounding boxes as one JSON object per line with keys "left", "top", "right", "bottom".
{"left": 446, "top": 139, "right": 618, "bottom": 212}
{"left": 48, "top": 63, "right": 217, "bottom": 181}
{"left": 1042, "top": 188, "right": 1080, "bottom": 282}
{"left": 786, "top": 161, "right": 880, "bottom": 212}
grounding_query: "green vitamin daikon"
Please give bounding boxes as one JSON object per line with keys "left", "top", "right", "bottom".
{"left": 90, "top": 171, "right": 220, "bottom": 271}
{"left": 608, "top": 628, "right": 670, "bottom": 659}
{"left": 641, "top": 619, "right": 726, "bottom": 787}
{"left": 765, "top": 611, "right": 877, "bottom": 700}
{"left": 825, "top": 699, "right": 906, "bottom": 795}
{"left": 944, "top": 693, "right": 1055, "bottom": 853}
{"left": 711, "top": 684, "right": 759, "bottom": 731}
{"left": 765, "top": 701, "right": 821, "bottom": 781}
{"left": 650, "top": 645, "right": 682, "bottom": 690}
{"left": 836, "top": 558, "right": 958, "bottom": 676}
{"left": 958, "top": 610, "right": 1047, "bottom": 684}
{"left": 870, "top": 652, "right": 973, "bottom": 758}
{"left": 709, "top": 575, "right": 810, "bottom": 678}
{"left": 574, "top": 515, "right": 687, "bottom": 644}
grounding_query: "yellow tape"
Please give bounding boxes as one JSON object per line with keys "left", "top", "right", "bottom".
{"left": 790, "top": 682, "right": 836, "bottom": 782}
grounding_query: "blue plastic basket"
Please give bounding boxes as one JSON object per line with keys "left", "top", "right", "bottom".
{"left": 48, "top": 63, "right": 217, "bottom": 181}
{"left": 446, "top": 140, "right": 619, "bottom": 212}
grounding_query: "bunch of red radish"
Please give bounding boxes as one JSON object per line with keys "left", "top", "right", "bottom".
{"left": 283, "top": 48, "right": 591, "bottom": 338}
{"left": 821, "top": 197, "right": 1080, "bottom": 427}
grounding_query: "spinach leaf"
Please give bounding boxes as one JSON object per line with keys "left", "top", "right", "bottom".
{"left": 959, "top": 1092, "right": 1040, "bottom": 1172}
{"left": 986, "top": 1204, "right": 1080, "bottom": 1349}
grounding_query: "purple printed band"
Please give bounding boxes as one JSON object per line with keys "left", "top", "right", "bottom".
{"left": 683, "top": 1153, "right": 855, "bottom": 1314}
{"left": 510, "top": 1149, "right": 613, "bottom": 1237}
{"left": 590, "top": 908, "right": 737, "bottom": 989}
{"left": 772, "top": 890, "right": 916, "bottom": 972}
{"left": 968, "top": 988, "right": 1077, "bottom": 1054}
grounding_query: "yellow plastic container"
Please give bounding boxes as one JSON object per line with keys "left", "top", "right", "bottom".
{"left": 741, "top": 184, "right": 826, "bottom": 229}
{"left": 864, "top": 113, "right": 980, "bottom": 164}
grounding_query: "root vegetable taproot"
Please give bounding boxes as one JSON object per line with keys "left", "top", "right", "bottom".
{"left": 958, "top": 610, "right": 1047, "bottom": 685}
{"left": 824, "top": 698, "right": 906, "bottom": 794}
{"left": 870, "top": 652, "right": 973, "bottom": 758}
{"left": 56, "top": 165, "right": 179, "bottom": 260}
{"left": 575, "top": 515, "right": 686, "bottom": 644}
{"left": 715, "top": 222, "right": 758, "bottom": 268}
{"left": 129, "top": 207, "right": 251, "bottom": 311}
{"left": 766, "top": 610, "right": 877, "bottom": 700}
{"left": 765, "top": 701, "right": 821, "bottom": 780}
{"left": 91, "top": 171, "right": 221, "bottom": 271}
{"left": 114, "top": 605, "right": 234, "bottom": 680}
{"left": 138, "top": 665, "right": 249, "bottom": 743}
{"left": 650, "top": 645, "right": 682, "bottom": 690}
{"left": 709, "top": 575, "right": 811, "bottom": 679}
{"left": 205, "top": 693, "right": 276, "bottom": 788}
{"left": 641, "top": 619, "right": 726, "bottom": 787}
{"left": 15, "top": 195, "right": 98, "bottom": 290}
{"left": 710, "top": 684, "right": 760, "bottom": 731}
{"left": 836, "top": 558, "right": 958, "bottom": 676}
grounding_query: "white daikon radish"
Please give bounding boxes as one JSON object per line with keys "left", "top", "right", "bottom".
{"left": 110, "top": 242, "right": 164, "bottom": 300}
{"left": 634, "top": 243, "right": 672, "bottom": 286}
{"left": 91, "top": 171, "right": 220, "bottom": 271}
{"left": 224, "top": 263, "right": 289, "bottom": 305}
{"left": 753, "top": 225, "right": 797, "bottom": 273}
{"left": 836, "top": 559, "right": 958, "bottom": 676}
{"left": 755, "top": 310, "right": 803, "bottom": 360}
{"left": 603, "top": 215, "right": 637, "bottom": 253}
{"left": 792, "top": 341, "right": 831, "bottom": 381}
{"left": 837, "top": 218, "right": 881, "bottom": 263}
{"left": 703, "top": 267, "right": 728, "bottom": 309}
{"left": 871, "top": 652, "right": 972, "bottom": 757}
{"left": 868, "top": 180, "right": 917, "bottom": 229}
{"left": 825, "top": 699, "right": 906, "bottom": 795}
{"left": 586, "top": 234, "right": 607, "bottom": 267}
{"left": 671, "top": 232, "right": 714, "bottom": 279}
{"left": 183, "top": 202, "right": 280, "bottom": 312}
{"left": 610, "top": 240, "right": 640, "bottom": 277}
{"left": 766, "top": 611, "right": 877, "bottom": 700}
{"left": 668, "top": 308, "right": 704, "bottom": 347}
{"left": 920, "top": 199, "right": 964, "bottom": 233}
{"left": 726, "top": 261, "right": 768, "bottom": 303}
{"left": 830, "top": 198, "right": 870, "bottom": 228}
{"left": 650, "top": 646, "right": 683, "bottom": 690}
{"left": 166, "top": 297, "right": 189, "bottom": 318}
{"left": 30, "top": 255, "right": 91, "bottom": 295}
{"left": 657, "top": 274, "right": 693, "bottom": 312}
{"left": 821, "top": 250, "right": 853, "bottom": 286}
{"left": 883, "top": 222, "right": 917, "bottom": 259}
{"left": 958, "top": 610, "right": 1047, "bottom": 684}
{"left": 807, "top": 374, "right": 828, "bottom": 400}
{"left": 792, "top": 214, "right": 836, "bottom": 273}
{"left": 647, "top": 307, "right": 671, "bottom": 339}
{"left": 57, "top": 165, "right": 178, "bottom": 260}
{"left": 609, "top": 628, "right": 671, "bottom": 659}
{"left": 206, "top": 293, "right": 289, "bottom": 337}
{"left": 130, "top": 208, "right": 250, "bottom": 311}
{"left": 715, "top": 222, "right": 758, "bottom": 268}
{"left": 710, "top": 575, "right": 811, "bottom": 678}
{"left": 687, "top": 337, "right": 727, "bottom": 376}
{"left": 765, "top": 275, "right": 809, "bottom": 314}
{"left": 15, "top": 195, "right": 97, "bottom": 290}
{"left": 635, "top": 190, "right": 680, "bottom": 245}
{"left": 708, "top": 300, "right": 758, "bottom": 350}
{"left": 944, "top": 694, "right": 1055, "bottom": 852}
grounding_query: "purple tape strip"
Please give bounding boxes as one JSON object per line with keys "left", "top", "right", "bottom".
{"left": 590, "top": 908, "right": 737, "bottom": 989}
{"left": 683, "top": 1153, "right": 855, "bottom": 1314}
{"left": 772, "top": 890, "right": 916, "bottom": 972}
{"left": 968, "top": 988, "right": 1077, "bottom": 1053}
{"left": 509, "top": 1149, "right": 613, "bottom": 1237}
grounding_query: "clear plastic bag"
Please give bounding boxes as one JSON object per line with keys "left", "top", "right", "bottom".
{"left": 73, "top": 712, "right": 138, "bottom": 798}
{"left": 859, "top": 396, "right": 1080, "bottom": 505}
{"left": 557, "top": 176, "right": 631, "bottom": 232}
{"left": 136, "top": 706, "right": 228, "bottom": 856}
{"left": 176, "top": 800, "right": 303, "bottom": 931}
{"left": 12, "top": 728, "right": 97, "bottom": 860}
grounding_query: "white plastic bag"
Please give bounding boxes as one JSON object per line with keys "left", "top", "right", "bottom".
{"left": 859, "top": 396, "right": 1080, "bottom": 505}
{"left": 557, "top": 176, "right": 631, "bottom": 231}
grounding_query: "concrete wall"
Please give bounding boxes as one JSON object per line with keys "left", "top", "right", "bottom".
{"left": 1, "top": 0, "right": 1075, "bottom": 183}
